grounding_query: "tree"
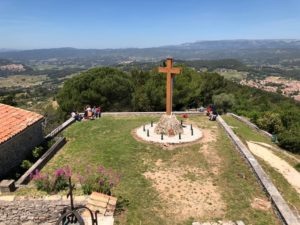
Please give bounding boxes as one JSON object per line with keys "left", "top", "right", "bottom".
{"left": 278, "top": 130, "right": 300, "bottom": 153}
{"left": 197, "top": 72, "right": 226, "bottom": 105}
{"left": 256, "top": 112, "right": 284, "bottom": 134}
{"left": 212, "top": 93, "right": 235, "bottom": 114}
{"left": 0, "top": 94, "right": 17, "bottom": 106}
{"left": 57, "top": 67, "right": 133, "bottom": 112}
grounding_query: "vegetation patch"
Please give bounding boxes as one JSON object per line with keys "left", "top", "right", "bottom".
{"left": 223, "top": 115, "right": 300, "bottom": 214}
{"left": 295, "top": 163, "right": 300, "bottom": 172}
{"left": 13, "top": 115, "right": 280, "bottom": 224}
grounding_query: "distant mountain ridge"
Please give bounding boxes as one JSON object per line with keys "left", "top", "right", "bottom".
{"left": 168, "top": 39, "right": 300, "bottom": 50}
{"left": 1, "top": 39, "right": 300, "bottom": 66}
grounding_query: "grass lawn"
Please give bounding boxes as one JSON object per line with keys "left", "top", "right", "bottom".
{"left": 222, "top": 115, "right": 300, "bottom": 215}
{"left": 20, "top": 115, "right": 280, "bottom": 225}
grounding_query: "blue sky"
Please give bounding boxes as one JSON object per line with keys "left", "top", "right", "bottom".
{"left": 0, "top": 0, "right": 300, "bottom": 49}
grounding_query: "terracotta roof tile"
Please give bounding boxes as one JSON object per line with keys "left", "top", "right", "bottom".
{"left": 0, "top": 104, "right": 43, "bottom": 144}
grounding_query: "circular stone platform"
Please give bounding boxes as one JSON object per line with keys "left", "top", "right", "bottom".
{"left": 135, "top": 123, "right": 203, "bottom": 144}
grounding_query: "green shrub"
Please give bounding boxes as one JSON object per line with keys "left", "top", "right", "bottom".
{"left": 295, "top": 163, "right": 300, "bottom": 172}
{"left": 249, "top": 111, "right": 261, "bottom": 124}
{"left": 32, "top": 146, "right": 43, "bottom": 158}
{"left": 78, "top": 165, "right": 120, "bottom": 195}
{"left": 257, "top": 112, "right": 284, "bottom": 134}
{"left": 278, "top": 131, "right": 300, "bottom": 153}
{"left": 213, "top": 93, "right": 235, "bottom": 114}
{"left": 20, "top": 160, "right": 33, "bottom": 170}
{"left": 30, "top": 167, "right": 71, "bottom": 194}
{"left": 115, "top": 196, "right": 130, "bottom": 215}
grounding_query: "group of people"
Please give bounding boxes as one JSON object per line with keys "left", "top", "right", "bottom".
{"left": 84, "top": 105, "right": 102, "bottom": 119}
{"left": 71, "top": 105, "right": 102, "bottom": 121}
{"left": 206, "top": 104, "right": 218, "bottom": 121}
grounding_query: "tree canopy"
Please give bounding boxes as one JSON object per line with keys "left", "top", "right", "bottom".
{"left": 57, "top": 65, "right": 300, "bottom": 153}
{"left": 57, "top": 67, "right": 133, "bottom": 112}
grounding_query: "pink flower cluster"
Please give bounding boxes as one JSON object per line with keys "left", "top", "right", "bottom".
{"left": 30, "top": 169, "right": 48, "bottom": 181}
{"left": 30, "top": 166, "right": 72, "bottom": 193}
{"left": 77, "top": 164, "right": 121, "bottom": 195}
{"left": 97, "top": 165, "right": 121, "bottom": 187}
{"left": 54, "top": 166, "right": 72, "bottom": 178}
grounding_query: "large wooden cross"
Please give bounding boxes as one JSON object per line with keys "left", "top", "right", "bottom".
{"left": 158, "top": 58, "right": 181, "bottom": 115}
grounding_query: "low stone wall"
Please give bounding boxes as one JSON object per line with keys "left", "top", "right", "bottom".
{"left": 217, "top": 116, "right": 300, "bottom": 225}
{"left": 102, "top": 111, "right": 204, "bottom": 116}
{"left": 45, "top": 117, "right": 75, "bottom": 140}
{"left": 0, "top": 195, "right": 87, "bottom": 225}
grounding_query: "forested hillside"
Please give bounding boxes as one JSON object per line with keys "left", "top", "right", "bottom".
{"left": 57, "top": 66, "right": 300, "bottom": 153}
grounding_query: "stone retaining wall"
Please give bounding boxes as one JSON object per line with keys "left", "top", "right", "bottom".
{"left": 217, "top": 116, "right": 300, "bottom": 225}
{"left": 0, "top": 195, "right": 87, "bottom": 225}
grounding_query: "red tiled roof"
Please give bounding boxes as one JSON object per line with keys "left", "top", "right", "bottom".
{"left": 0, "top": 104, "right": 43, "bottom": 144}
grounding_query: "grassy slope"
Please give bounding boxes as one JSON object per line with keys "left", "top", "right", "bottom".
{"left": 222, "top": 115, "right": 300, "bottom": 215}
{"left": 26, "top": 115, "right": 279, "bottom": 224}
{"left": 0, "top": 75, "right": 48, "bottom": 88}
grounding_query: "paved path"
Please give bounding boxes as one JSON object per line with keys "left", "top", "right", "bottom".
{"left": 247, "top": 141, "right": 300, "bottom": 195}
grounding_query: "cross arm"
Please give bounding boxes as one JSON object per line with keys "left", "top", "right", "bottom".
{"left": 158, "top": 67, "right": 181, "bottom": 74}
{"left": 158, "top": 67, "right": 168, "bottom": 73}
{"left": 170, "top": 67, "right": 181, "bottom": 75}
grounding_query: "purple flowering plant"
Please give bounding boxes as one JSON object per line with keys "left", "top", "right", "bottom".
{"left": 78, "top": 165, "right": 120, "bottom": 195}
{"left": 30, "top": 169, "right": 51, "bottom": 193}
{"left": 30, "top": 166, "right": 72, "bottom": 194}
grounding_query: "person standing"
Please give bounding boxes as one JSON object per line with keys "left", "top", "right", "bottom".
{"left": 96, "top": 106, "right": 102, "bottom": 118}
{"left": 92, "top": 106, "right": 96, "bottom": 119}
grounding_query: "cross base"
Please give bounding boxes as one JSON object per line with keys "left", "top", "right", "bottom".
{"left": 154, "top": 114, "right": 183, "bottom": 136}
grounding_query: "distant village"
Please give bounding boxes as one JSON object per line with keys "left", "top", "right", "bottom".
{"left": 0, "top": 64, "right": 25, "bottom": 72}
{"left": 240, "top": 76, "right": 300, "bottom": 101}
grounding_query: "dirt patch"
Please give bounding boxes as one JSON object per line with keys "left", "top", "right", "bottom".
{"left": 143, "top": 121, "right": 225, "bottom": 222}
{"left": 200, "top": 144, "right": 221, "bottom": 176}
{"left": 200, "top": 129, "right": 217, "bottom": 144}
{"left": 155, "top": 159, "right": 163, "bottom": 167}
{"left": 199, "top": 128, "right": 221, "bottom": 175}
{"left": 251, "top": 198, "right": 272, "bottom": 211}
{"left": 247, "top": 141, "right": 300, "bottom": 195}
{"left": 144, "top": 167, "right": 225, "bottom": 221}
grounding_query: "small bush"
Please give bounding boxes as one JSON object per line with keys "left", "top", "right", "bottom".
{"left": 32, "top": 146, "right": 43, "bottom": 158}
{"left": 115, "top": 196, "right": 130, "bottom": 215}
{"left": 249, "top": 111, "right": 261, "bottom": 124}
{"left": 78, "top": 165, "right": 120, "bottom": 195}
{"left": 278, "top": 131, "right": 300, "bottom": 153}
{"left": 20, "top": 160, "right": 33, "bottom": 170}
{"left": 30, "top": 166, "right": 71, "bottom": 194}
{"left": 30, "top": 170, "right": 51, "bottom": 192}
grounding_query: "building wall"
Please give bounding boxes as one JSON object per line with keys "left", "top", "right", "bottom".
{"left": 0, "top": 120, "right": 44, "bottom": 179}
